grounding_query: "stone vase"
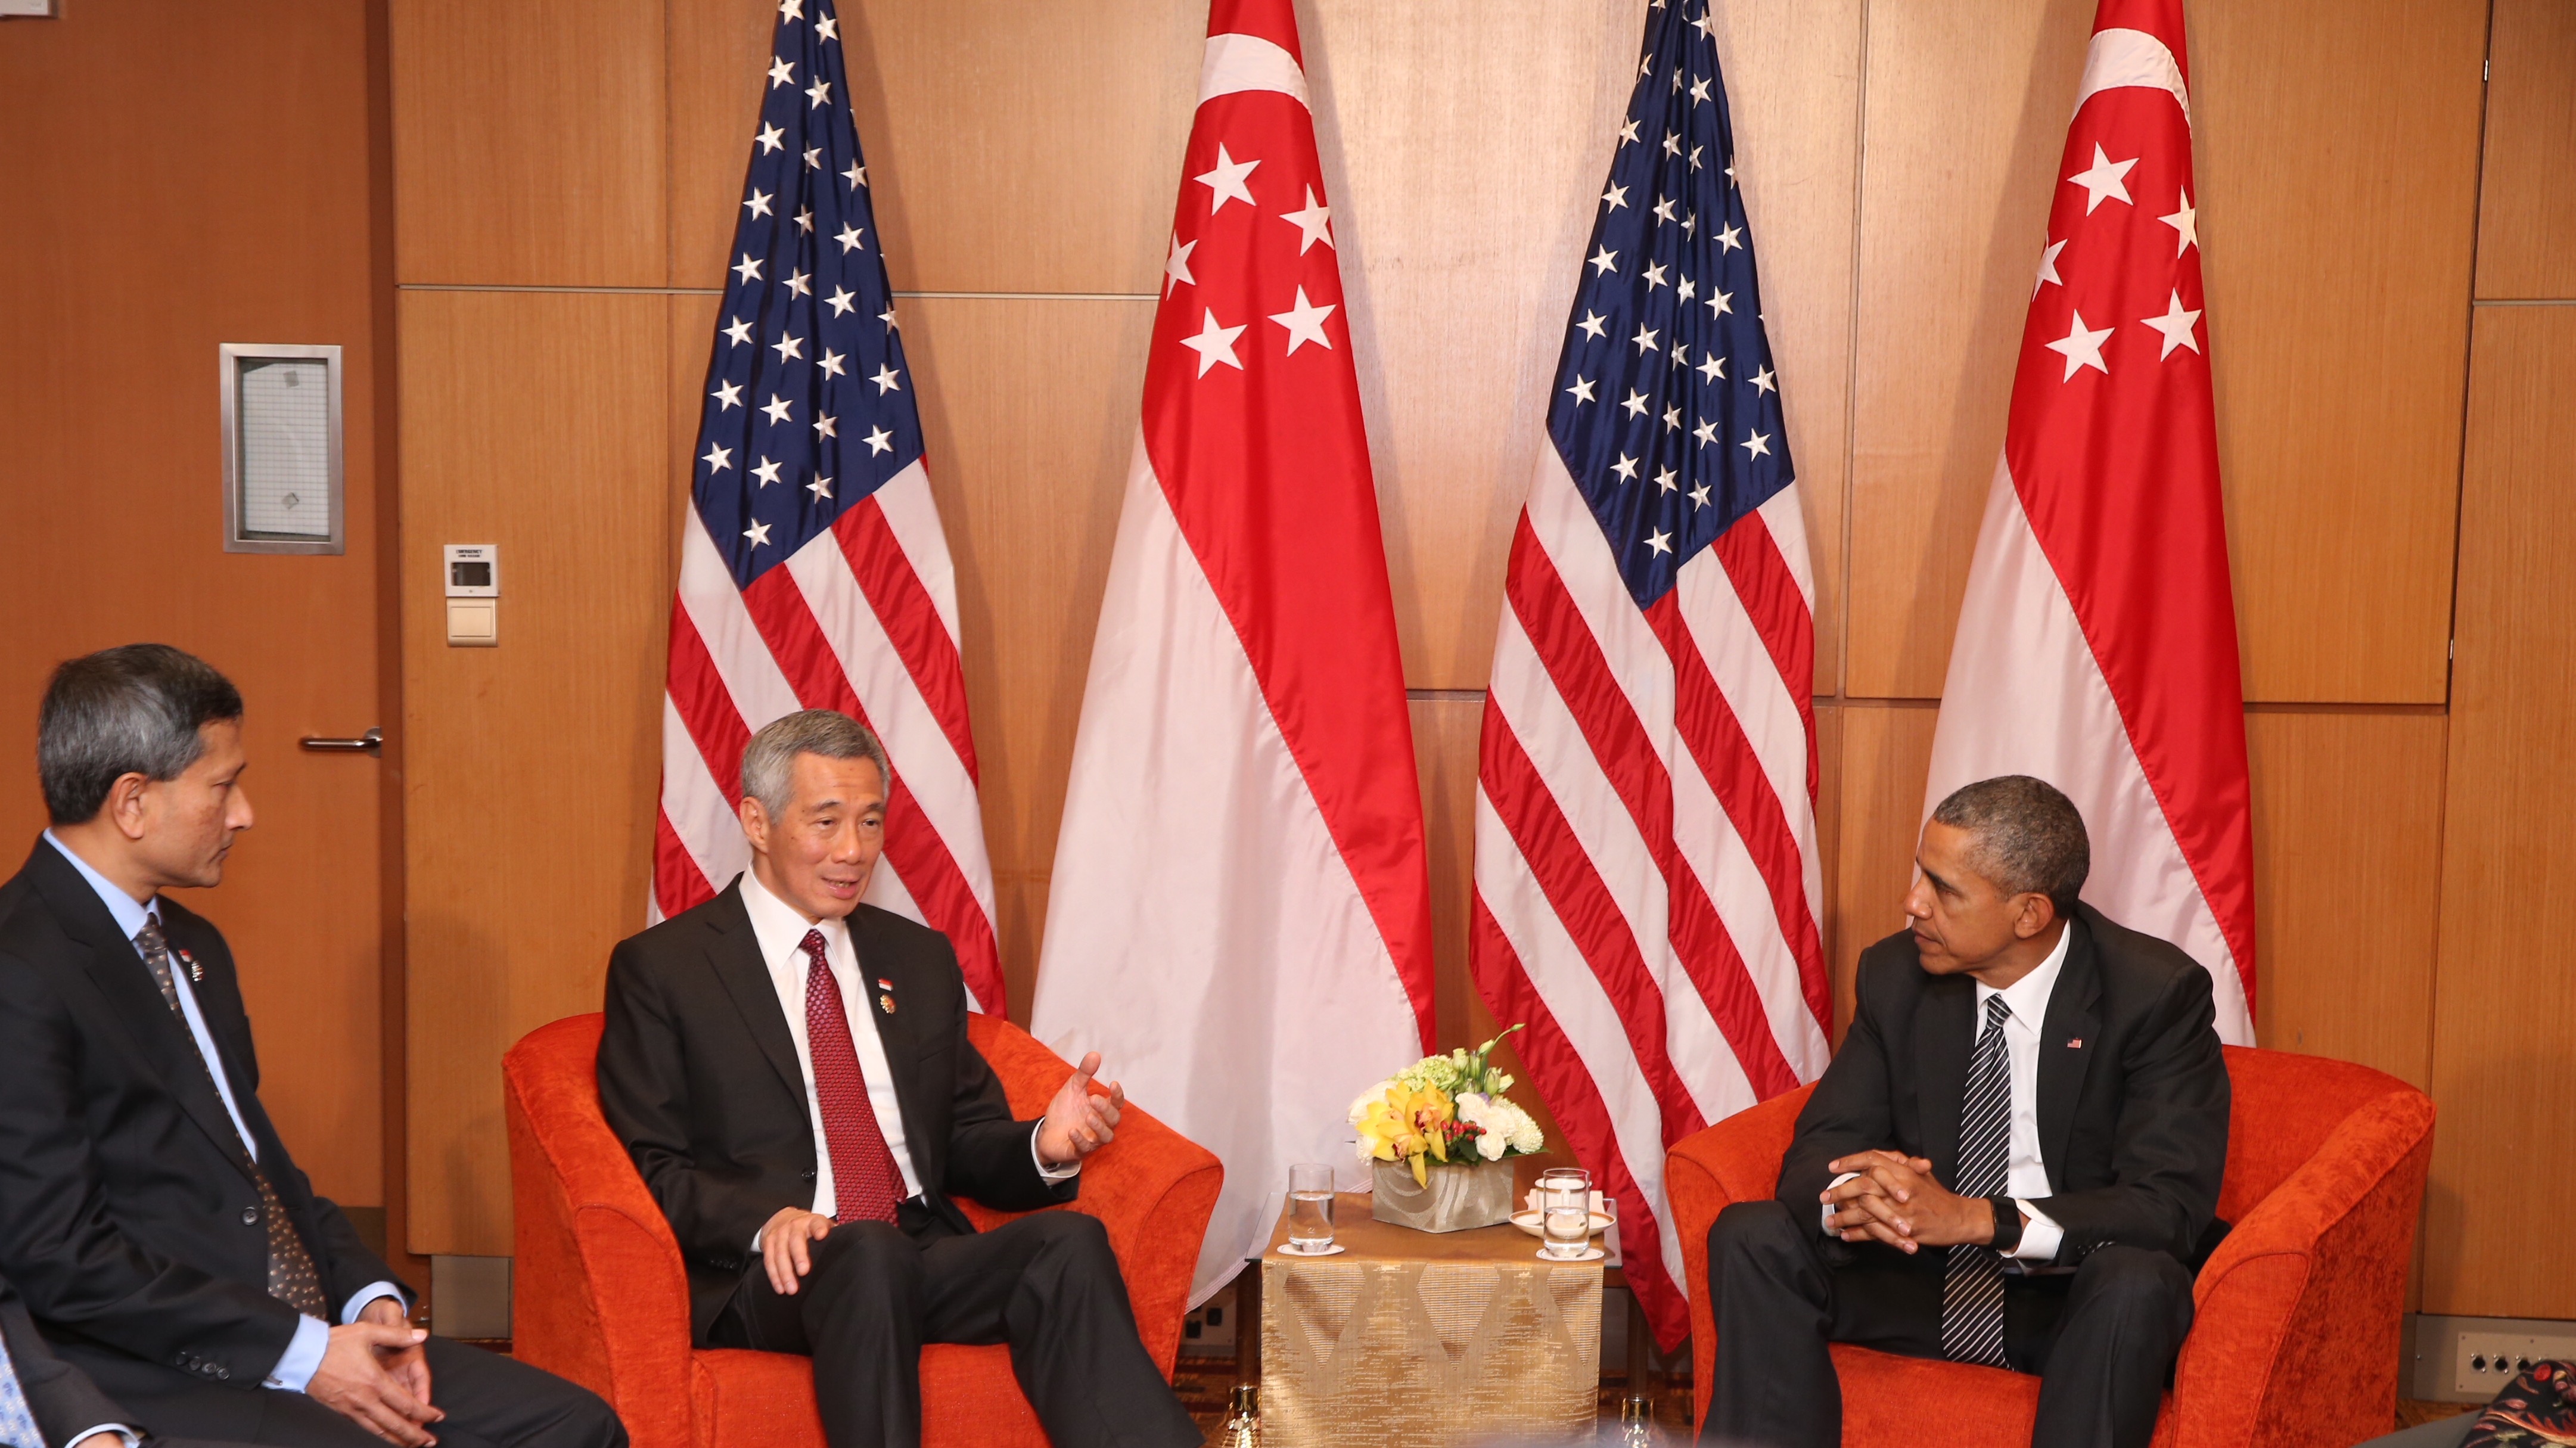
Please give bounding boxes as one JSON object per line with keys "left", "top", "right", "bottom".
{"left": 1370, "top": 1157, "right": 1515, "bottom": 1232}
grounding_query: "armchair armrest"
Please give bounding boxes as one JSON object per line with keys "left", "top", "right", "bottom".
{"left": 2170, "top": 1089, "right": 2435, "bottom": 1448}
{"left": 964, "top": 1015, "right": 1225, "bottom": 1377}
{"left": 505, "top": 1017, "right": 697, "bottom": 1448}
{"left": 1669, "top": 1084, "right": 1813, "bottom": 1424}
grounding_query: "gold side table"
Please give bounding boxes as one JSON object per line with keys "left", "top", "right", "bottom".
{"left": 1257, "top": 1191, "right": 1604, "bottom": 1448}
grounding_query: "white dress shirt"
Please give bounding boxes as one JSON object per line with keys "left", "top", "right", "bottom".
{"left": 1823, "top": 923, "right": 2069, "bottom": 1264}
{"left": 736, "top": 870, "right": 1073, "bottom": 1249}
{"left": 41, "top": 833, "right": 405, "bottom": 1398}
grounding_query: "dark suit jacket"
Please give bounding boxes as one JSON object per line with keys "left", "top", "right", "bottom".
{"left": 2, "top": 1273, "right": 126, "bottom": 1447}
{"left": 1778, "top": 903, "right": 2230, "bottom": 1267}
{"left": 595, "top": 881, "right": 1073, "bottom": 1339}
{"left": 0, "top": 840, "right": 404, "bottom": 1399}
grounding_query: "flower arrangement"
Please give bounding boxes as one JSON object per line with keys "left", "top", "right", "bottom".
{"left": 1348, "top": 1026, "right": 1545, "bottom": 1186}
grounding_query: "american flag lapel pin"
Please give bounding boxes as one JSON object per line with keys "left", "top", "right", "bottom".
{"left": 2067, "top": 1037, "right": 2083, "bottom": 1049}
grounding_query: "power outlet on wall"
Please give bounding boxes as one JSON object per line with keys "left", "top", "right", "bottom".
{"left": 2454, "top": 1329, "right": 2576, "bottom": 1397}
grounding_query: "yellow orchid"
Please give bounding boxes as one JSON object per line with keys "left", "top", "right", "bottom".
{"left": 1356, "top": 1080, "right": 1458, "bottom": 1186}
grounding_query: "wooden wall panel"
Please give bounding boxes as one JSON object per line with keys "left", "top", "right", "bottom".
{"left": 2425, "top": 308, "right": 2576, "bottom": 1319}
{"left": 2475, "top": 0, "right": 2576, "bottom": 299}
{"left": 2243, "top": 711, "right": 2444, "bottom": 1085}
{"left": 1829, "top": 703, "right": 1938, "bottom": 1039}
{"left": 1410, "top": 697, "right": 1483, "bottom": 1055}
{"left": 2190, "top": 0, "right": 2482, "bottom": 703}
{"left": 1846, "top": 0, "right": 2089, "bottom": 698}
{"left": 667, "top": 0, "right": 1199, "bottom": 294}
{"left": 1847, "top": 0, "right": 2479, "bottom": 703}
{"left": 400, "top": 291, "right": 671, "bottom": 1253}
{"left": 390, "top": 0, "right": 667, "bottom": 287}
{"left": 0, "top": 0, "right": 387, "bottom": 1205}
{"left": 900, "top": 297, "right": 1158, "bottom": 1020}
{"left": 1304, "top": 1, "right": 1636, "bottom": 691}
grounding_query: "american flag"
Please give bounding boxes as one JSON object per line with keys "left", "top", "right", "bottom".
{"left": 652, "top": 0, "right": 1003, "bottom": 1015}
{"left": 1469, "top": 0, "right": 1831, "bottom": 1346}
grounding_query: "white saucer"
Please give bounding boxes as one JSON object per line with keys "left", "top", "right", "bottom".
{"left": 1510, "top": 1210, "right": 1612, "bottom": 1238}
{"left": 1276, "top": 1241, "right": 1346, "bottom": 1257}
{"left": 1536, "top": 1245, "right": 1607, "bottom": 1263}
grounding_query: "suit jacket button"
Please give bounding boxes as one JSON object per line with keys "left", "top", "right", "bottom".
{"left": 242, "top": 1207, "right": 260, "bottom": 1226}
{"left": 801, "top": 1169, "right": 816, "bottom": 1181}
{"left": 216, "top": 1368, "right": 231, "bottom": 1381}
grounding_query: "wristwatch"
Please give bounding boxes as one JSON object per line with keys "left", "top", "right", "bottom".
{"left": 1987, "top": 1195, "right": 2024, "bottom": 1254}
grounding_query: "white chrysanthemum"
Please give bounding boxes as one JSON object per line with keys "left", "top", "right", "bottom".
{"left": 1453, "top": 1093, "right": 1511, "bottom": 1161}
{"left": 1349, "top": 1080, "right": 1394, "bottom": 1127}
{"left": 1482, "top": 1097, "right": 1543, "bottom": 1156}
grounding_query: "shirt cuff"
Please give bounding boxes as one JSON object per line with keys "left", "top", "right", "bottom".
{"left": 68, "top": 1425, "right": 139, "bottom": 1448}
{"left": 265, "top": 1313, "right": 331, "bottom": 1391}
{"left": 1819, "top": 1171, "right": 1859, "bottom": 1233}
{"left": 1031, "top": 1120, "right": 1082, "bottom": 1182}
{"left": 2012, "top": 1199, "right": 2064, "bottom": 1261}
{"left": 341, "top": 1282, "right": 409, "bottom": 1326}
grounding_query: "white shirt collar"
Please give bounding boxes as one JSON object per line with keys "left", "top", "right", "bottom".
{"left": 43, "top": 829, "right": 158, "bottom": 944}
{"left": 736, "top": 866, "right": 847, "bottom": 969}
{"left": 1977, "top": 915, "right": 2072, "bottom": 1029}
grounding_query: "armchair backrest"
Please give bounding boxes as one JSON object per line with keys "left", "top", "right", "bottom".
{"left": 2214, "top": 1045, "right": 2423, "bottom": 1224}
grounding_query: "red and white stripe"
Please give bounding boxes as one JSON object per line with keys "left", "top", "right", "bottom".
{"left": 1475, "top": 452, "right": 1832, "bottom": 1349}
{"left": 1030, "top": 0, "right": 1438, "bottom": 1308}
{"left": 1924, "top": 0, "right": 2255, "bottom": 1043}
{"left": 654, "top": 460, "right": 1006, "bottom": 1016}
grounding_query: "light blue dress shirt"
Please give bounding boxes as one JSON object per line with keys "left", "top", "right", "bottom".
{"left": 41, "top": 833, "right": 405, "bottom": 1394}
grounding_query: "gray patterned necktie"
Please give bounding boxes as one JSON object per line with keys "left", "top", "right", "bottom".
{"left": 134, "top": 916, "right": 330, "bottom": 1320}
{"left": 1941, "top": 993, "right": 2014, "bottom": 1368}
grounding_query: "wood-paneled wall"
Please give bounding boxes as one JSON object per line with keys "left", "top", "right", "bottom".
{"left": 0, "top": 1, "right": 390, "bottom": 1209}
{"left": 387, "top": 0, "right": 2575, "bottom": 1322}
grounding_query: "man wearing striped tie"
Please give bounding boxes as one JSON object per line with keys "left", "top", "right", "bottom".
{"left": 1702, "top": 776, "right": 2229, "bottom": 1448}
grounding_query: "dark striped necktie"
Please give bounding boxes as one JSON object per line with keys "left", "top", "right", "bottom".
{"left": 134, "top": 916, "right": 331, "bottom": 1320}
{"left": 1941, "top": 992, "right": 2013, "bottom": 1368}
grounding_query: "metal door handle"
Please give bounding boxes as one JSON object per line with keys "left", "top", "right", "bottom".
{"left": 299, "top": 728, "right": 383, "bottom": 755}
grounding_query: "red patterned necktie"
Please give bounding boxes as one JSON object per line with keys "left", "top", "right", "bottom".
{"left": 800, "top": 928, "right": 904, "bottom": 1224}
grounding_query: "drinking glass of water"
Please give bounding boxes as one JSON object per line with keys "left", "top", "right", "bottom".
{"left": 1287, "top": 1163, "right": 1336, "bottom": 1253}
{"left": 1540, "top": 1180, "right": 1592, "bottom": 1260}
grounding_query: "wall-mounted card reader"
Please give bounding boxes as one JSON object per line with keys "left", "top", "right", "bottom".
{"left": 443, "top": 544, "right": 500, "bottom": 646}
{"left": 443, "top": 544, "right": 499, "bottom": 596}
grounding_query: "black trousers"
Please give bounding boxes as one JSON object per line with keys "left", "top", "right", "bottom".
{"left": 707, "top": 1207, "right": 1197, "bottom": 1448}
{"left": 1701, "top": 1200, "right": 2193, "bottom": 1448}
{"left": 67, "top": 1337, "right": 624, "bottom": 1448}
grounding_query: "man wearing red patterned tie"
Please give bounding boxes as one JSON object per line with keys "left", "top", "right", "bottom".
{"left": 597, "top": 710, "right": 1194, "bottom": 1448}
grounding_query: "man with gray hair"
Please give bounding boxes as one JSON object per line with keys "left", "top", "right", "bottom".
{"left": 597, "top": 709, "right": 1192, "bottom": 1448}
{"left": 0, "top": 644, "right": 626, "bottom": 1448}
{"left": 1701, "top": 775, "right": 2229, "bottom": 1448}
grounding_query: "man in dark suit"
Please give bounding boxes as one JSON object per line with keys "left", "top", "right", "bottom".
{"left": 4, "top": 1270, "right": 265, "bottom": 1448}
{"left": 1702, "top": 775, "right": 2229, "bottom": 1448}
{"left": 596, "top": 709, "right": 1195, "bottom": 1448}
{"left": 0, "top": 645, "right": 625, "bottom": 1448}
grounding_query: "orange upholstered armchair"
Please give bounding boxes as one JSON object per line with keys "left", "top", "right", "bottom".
{"left": 1670, "top": 1046, "right": 2434, "bottom": 1448}
{"left": 502, "top": 1012, "right": 1223, "bottom": 1448}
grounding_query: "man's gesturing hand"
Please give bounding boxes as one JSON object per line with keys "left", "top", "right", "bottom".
{"left": 1820, "top": 1150, "right": 1999, "bottom": 1253}
{"left": 309, "top": 1320, "right": 443, "bottom": 1446}
{"left": 1036, "top": 1052, "right": 1124, "bottom": 1167}
{"left": 760, "top": 1207, "right": 835, "bottom": 1295}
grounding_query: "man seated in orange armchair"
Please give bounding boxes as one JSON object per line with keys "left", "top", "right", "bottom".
{"left": 1702, "top": 776, "right": 2229, "bottom": 1448}
{"left": 596, "top": 710, "right": 1198, "bottom": 1448}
